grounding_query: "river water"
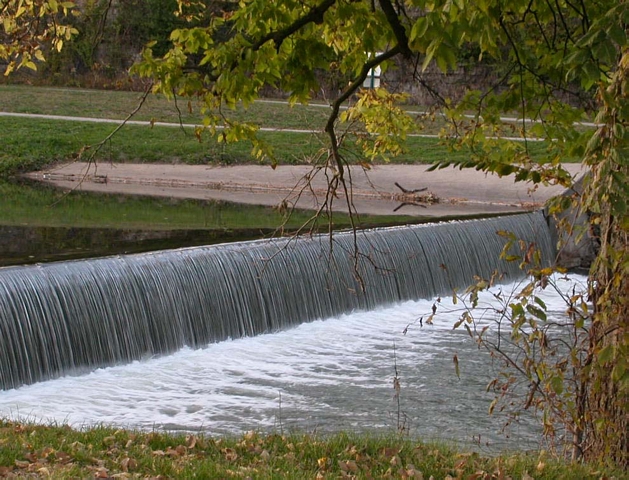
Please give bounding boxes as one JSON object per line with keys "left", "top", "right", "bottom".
{"left": 0, "top": 274, "right": 586, "bottom": 453}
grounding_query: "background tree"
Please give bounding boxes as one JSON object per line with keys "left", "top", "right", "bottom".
{"left": 135, "top": 0, "right": 627, "bottom": 466}
{"left": 40, "top": 0, "right": 185, "bottom": 87}
{"left": 0, "top": 0, "right": 77, "bottom": 75}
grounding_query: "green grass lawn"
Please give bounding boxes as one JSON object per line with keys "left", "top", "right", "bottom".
{"left": 0, "top": 84, "right": 332, "bottom": 128}
{"left": 0, "top": 84, "right": 570, "bottom": 177}
{"left": 0, "top": 115, "right": 556, "bottom": 176}
{"left": 0, "top": 116, "right": 326, "bottom": 175}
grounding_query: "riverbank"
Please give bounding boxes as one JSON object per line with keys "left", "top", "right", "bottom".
{"left": 0, "top": 420, "right": 622, "bottom": 479}
{"left": 27, "top": 162, "right": 585, "bottom": 217}
{"left": 0, "top": 85, "right": 577, "bottom": 178}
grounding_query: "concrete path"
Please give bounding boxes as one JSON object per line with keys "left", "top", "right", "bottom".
{"left": 0, "top": 111, "right": 319, "bottom": 135}
{"left": 0, "top": 111, "right": 555, "bottom": 141}
{"left": 27, "top": 162, "right": 585, "bottom": 218}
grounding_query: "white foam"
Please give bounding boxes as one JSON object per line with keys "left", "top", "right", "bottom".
{"left": 0, "top": 274, "right": 587, "bottom": 451}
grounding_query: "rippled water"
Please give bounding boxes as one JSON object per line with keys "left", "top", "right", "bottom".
{"left": 0, "top": 274, "right": 586, "bottom": 452}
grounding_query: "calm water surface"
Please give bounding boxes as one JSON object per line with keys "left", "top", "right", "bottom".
{"left": 0, "top": 179, "right": 417, "bottom": 266}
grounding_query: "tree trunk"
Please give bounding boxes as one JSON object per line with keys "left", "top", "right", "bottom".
{"left": 586, "top": 216, "right": 628, "bottom": 466}
{"left": 582, "top": 50, "right": 629, "bottom": 467}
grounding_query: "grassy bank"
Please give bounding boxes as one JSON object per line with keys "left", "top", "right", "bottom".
{"left": 0, "top": 116, "right": 553, "bottom": 176}
{"left": 0, "top": 84, "right": 331, "bottom": 127}
{"left": 0, "top": 420, "right": 622, "bottom": 479}
{"left": 1, "top": 85, "right": 560, "bottom": 177}
{"left": 0, "top": 116, "right": 323, "bottom": 176}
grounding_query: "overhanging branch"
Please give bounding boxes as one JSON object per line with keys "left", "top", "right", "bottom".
{"left": 324, "top": 46, "right": 403, "bottom": 175}
{"left": 254, "top": 0, "right": 337, "bottom": 51}
{"left": 378, "top": 0, "right": 412, "bottom": 58}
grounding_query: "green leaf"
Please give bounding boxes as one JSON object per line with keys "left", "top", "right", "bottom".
{"left": 607, "top": 22, "right": 627, "bottom": 46}
{"left": 581, "top": 61, "right": 601, "bottom": 90}
{"left": 598, "top": 345, "right": 615, "bottom": 365}
{"left": 593, "top": 38, "right": 618, "bottom": 67}
{"left": 563, "top": 47, "right": 590, "bottom": 67}
{"left": 550, "top": 375, "right": 564, "bottom": 395}
{"left": 495, "top": 163, "right": 516, "bottom": 176}
{"left": 409, "top": 17, "right": 429, "bottom": 44}
{"left": 422, "top": 38, "right": 441, "bottom": 71}
{"left": 511, "top": 303, "right": 525, "bottom": 318}
{"left": 526, "top": 305, "right": 547, "bottom": 322}
{"left": 610, "top": 194, "right": 627, "bottom": 216}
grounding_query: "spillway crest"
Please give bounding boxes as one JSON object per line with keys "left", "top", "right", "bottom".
{"left": 0, "top": 212, "right": 554, "bottom": 390}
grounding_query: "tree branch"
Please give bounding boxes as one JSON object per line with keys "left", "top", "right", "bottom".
{"left": 324, "top": 46, "right": 402, "bottom": 174}
{"left": 378, "top": 0, "right": 412, "bottom": 58}
{"left": 251, "top": 0, "right": 337, "bottom": 52}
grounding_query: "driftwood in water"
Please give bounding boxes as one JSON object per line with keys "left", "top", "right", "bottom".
{"left": 392, "top": 182, "right": 439, "bottom": 211}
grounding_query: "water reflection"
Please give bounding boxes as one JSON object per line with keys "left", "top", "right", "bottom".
{"left": 0, "top": 224, "right": 272, "bottom": 266}
{"left": 0, "top": 179, "right": 416, "bottom": 266}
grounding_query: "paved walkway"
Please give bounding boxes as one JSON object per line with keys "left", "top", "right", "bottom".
{"left": 0, "top": 111, "right": 558, "bottom": 141}
{"left": 27, "top": 162, "right": 585, "bottom": 218}
{"left": 0, "top": 111, "right": 320, "bottom": 135}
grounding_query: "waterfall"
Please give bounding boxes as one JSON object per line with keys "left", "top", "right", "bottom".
{"left": 0, "top": 212, "right": 555, "bottom": 390}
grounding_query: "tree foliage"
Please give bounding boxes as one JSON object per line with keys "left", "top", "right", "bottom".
{"left": 0, "top": 0, "right": 77, "bottom": 75}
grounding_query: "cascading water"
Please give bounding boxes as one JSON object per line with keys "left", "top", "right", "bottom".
{"left": 0, "top": 212, "right": 555, "bottom": 391}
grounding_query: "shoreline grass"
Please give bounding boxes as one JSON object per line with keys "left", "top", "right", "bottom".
{"left": 0, "top": 115, "right": 554, "bottom": 178}
{"left": 0, "top": 420, "right": 623, "bottom": 479}
{"left": 1, "top": 85, "right": 571, "bottom": 178}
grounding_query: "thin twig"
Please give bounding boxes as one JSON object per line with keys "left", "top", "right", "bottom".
{"left": 49, "top": 82, "right": 154, "bottom": 205}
